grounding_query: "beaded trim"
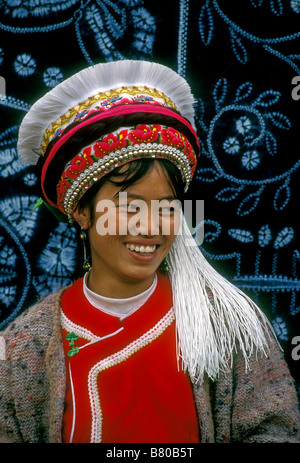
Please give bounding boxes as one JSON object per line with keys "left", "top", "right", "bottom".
{"left": 41, "top": 86, "right": 178, "bottom": 157}
{"left": 56, "top": 123, "right": 196, "bottom": 219}
{"left": 87, "top": 307, "right": 175, "bottom": 443}
{"left": 63, "top": 144, "right": 192, "bottom": 220}
{"left": 61, "top": 310, "right": 99, "bottom": 342}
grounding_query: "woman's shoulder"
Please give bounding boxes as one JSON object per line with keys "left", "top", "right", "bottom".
{"left": 0, "top": 286, "right": 69, "bottom": 348}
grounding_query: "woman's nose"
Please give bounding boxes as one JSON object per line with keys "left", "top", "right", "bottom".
{"left": 128, "top": 203, "right": 160, "bottom": 236}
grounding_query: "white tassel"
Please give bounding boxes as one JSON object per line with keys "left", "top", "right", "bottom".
{"left": 167, "top": 214, "right": 274, "bottom": 384}
{"left": 18, "top": 60, "right": 196, "bottom": 165}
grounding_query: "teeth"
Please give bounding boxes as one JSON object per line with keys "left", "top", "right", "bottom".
{"left": 125, "top": 243, "right": 156, "bottom": 254}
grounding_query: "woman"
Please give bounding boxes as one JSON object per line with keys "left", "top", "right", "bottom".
{"left": 0, "top": 60, "right": 299, "bottom": 443}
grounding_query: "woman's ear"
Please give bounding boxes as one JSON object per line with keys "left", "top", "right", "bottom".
{"left": 72, "top": 205, "right": 91, "bottom": 230}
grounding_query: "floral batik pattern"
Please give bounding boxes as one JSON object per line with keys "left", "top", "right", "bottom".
{"left": 0, "top": 0, "right": 299, "bottom": 402}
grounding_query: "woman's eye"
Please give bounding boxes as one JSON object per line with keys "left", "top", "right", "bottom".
{"left": 160, "top": 207, "right": 175, "bottom": 214}
{"left": 119, "top": 204, "right": 140, "bottom": 212}
{"left": 128, "top": 204, "right": 139, "bottom": 212}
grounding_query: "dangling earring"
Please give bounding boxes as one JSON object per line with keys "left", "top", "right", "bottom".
{"left": 159, "top": 258, "right": 170, "bottom": 274}
{"left": 80, "top": 228, "right": 91, "bottom": 271}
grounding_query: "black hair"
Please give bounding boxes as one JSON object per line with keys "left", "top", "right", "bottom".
{"left": 72, "top": 158, "right": 185, "bottom": 276}
{"left": 77, "top": 158, "right": 185, "bottom": 225}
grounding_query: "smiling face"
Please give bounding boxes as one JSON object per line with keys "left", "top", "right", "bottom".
{"left": 73, "top": 161, "right": 182, "bottom": 298}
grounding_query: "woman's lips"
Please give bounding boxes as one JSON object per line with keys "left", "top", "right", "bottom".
{"left": 124, "top": 242, "right": 159, "bottom": 261}
{"left": 125, "top": 243, "right": 156, "bottom": 253}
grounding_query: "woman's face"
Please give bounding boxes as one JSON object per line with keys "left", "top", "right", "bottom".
{"left": 74, "top": 162, "right": 181, "bottom": 297}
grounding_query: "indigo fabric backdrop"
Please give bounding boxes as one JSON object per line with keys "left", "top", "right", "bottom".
{"left": 0, "top": 0, "right": 299, "bottom": 402}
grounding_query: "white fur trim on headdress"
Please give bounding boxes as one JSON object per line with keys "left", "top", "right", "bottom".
{"left": 167, "top": 215, "right": 275, "bottom": 384}
{"left": 18, "top": 60, "right": 196, "bottom": 165}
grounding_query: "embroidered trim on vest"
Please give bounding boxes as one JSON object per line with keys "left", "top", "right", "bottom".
{"left": 88, "top": 307, "right": 175, "bottom": 443}
{"left": 61, "top": 310, "right": 99, "bottom": 342}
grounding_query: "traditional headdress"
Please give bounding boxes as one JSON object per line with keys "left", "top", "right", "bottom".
{"left": 18, "top": 60, "right": 199, "bottom": 222}
{"left": 18, "top": 60, "right": 273, "bottom": 383}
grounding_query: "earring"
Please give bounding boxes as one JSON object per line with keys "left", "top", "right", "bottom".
{"left": 80, "top": 228, "right": 91, "bottom": 271}
{"left": 159, "top": 258, "right": 171, "bottom": 274}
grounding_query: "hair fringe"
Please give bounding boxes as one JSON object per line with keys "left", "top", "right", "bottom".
{"left": 18, "top": 60, "right": 196, "bottom": 165}
{"left": 167, "top": 215, "right": 276, "bottom": 384}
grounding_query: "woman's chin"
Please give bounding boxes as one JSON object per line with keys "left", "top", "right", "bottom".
{"left": 120, "top": 265, "right": 158, "bottom": 284}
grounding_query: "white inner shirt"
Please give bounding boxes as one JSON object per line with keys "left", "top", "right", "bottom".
{"left": 83, "top": 272, "right": 158, "bottom": 318}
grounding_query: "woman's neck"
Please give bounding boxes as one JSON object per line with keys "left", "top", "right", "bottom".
{"left": 86, "top": 268, "right": 156, "bottom": 299}
{"left": 83, "top": 272, "right": 157, "bottom": 316}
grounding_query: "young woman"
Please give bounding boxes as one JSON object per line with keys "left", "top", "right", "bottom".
{"left": 0, "top": 60, "right": 299, "bottom": 443}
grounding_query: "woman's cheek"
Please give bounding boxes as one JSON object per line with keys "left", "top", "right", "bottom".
{"left": 95, "top": 203, "right": 118, "bottom": 236}
{"left": 117, "top": 210, "right": 130, "bottom": 236}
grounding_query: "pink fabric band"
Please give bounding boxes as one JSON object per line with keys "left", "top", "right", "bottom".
{"left": 41, "top": 104, "right": 199, "bottom": 210}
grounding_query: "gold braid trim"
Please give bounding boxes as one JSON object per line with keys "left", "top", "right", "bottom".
{"left": 40, "top": 86, "right": 178, "bottom": 157}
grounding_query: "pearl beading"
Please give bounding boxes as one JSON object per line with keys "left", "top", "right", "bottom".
{"left": 87, "top": 307, "right": 175, "bottom": 443}
{"left": 64, "top": 143, "right": 192, "bottom": 220}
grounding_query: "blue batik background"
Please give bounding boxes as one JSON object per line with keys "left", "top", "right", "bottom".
{"left": 0, "top": 0, "right": 299, "bottom": 403}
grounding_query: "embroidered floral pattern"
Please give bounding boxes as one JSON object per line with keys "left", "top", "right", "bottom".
{"left": 0, "top": 0, "right": 298, "bottom": 397}
{"left": 57, "top": 124, "right": 197, "bottom": 216}
{"left": 43, "top": 91, "right": 176, "bottom": 153}
{"left": 127, "top": 124, "right": 160, "bottom": 144}
{"left": 65, "top": 148, "right": 94, "bottom": 180}
{"left": 161, "top": 127, "right": 185, "bottom": 149}
{"left": 57, "top": 171, "right": 72, "bottom": 205}
{"left": 94, "top": 129, "right": 128, "bottom": 157}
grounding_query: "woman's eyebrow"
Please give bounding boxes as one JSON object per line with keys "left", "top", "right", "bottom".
{"left": 116, "top": 192, "right": 177, "bottom": 201}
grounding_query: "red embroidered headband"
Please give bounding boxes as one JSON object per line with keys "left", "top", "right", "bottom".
{"left": 18, "top": 60, "right": 200, "bottom": 221}
{"left": 57, "top": 123, "right": 197, "bottom": 218}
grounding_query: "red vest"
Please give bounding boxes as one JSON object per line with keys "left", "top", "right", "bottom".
{"left": 60, "top": 272, "right": 200, "bottom": 443}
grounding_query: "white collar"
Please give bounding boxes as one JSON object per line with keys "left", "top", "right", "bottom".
{"left": 83, "top": 272, "right": 157, "bottom": 318}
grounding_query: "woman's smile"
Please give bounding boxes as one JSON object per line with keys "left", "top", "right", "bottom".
{"left": 124, "top": 241, "right": 159, "bottom": 261}
{"left": 73, "top": 162, "right": 180, "bottom": 298}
